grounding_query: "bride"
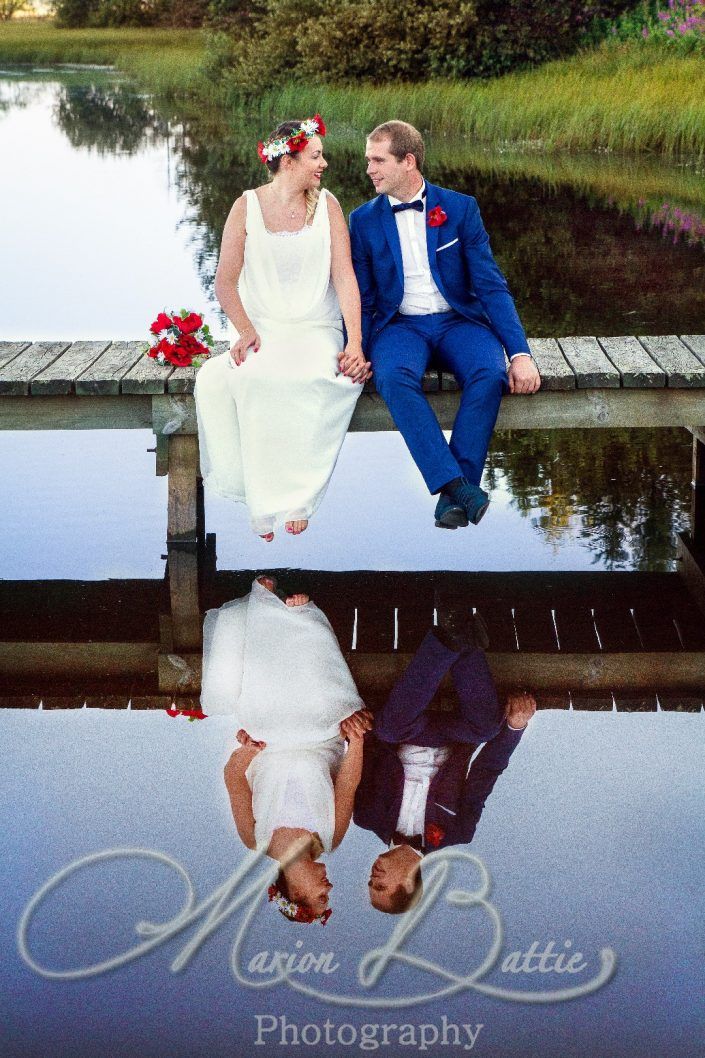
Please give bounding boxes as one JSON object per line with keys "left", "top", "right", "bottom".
{"left": 195, "top": 115, "right": 371, "bottom": 541}
{"left": 208, "top": 576, "right": 372, "bottom": 924}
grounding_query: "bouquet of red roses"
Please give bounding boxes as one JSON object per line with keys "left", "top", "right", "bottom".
{"left": 146, "top": 309, "right": 214, "bottom": 368}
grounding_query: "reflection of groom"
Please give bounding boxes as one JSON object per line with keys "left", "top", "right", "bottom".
{"left": 354, "top": 609, "right": 535, "bottom": 914}
{"left": 345, "top": 120, "right": 540, "bottom": 528}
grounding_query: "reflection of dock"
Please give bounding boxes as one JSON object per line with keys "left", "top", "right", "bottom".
{"left": 2, "top": 335, "right": 705, "bottom": 609}
{"left": 1, "top": 561, "right": 703, "bottom": 711}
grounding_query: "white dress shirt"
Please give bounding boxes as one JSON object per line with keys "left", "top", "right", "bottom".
{"left": 387, "top": 180, "right": 532, "bottom": 360}
{"left": 388, "top": 180, "right": 452, "bottom": 316}
{"left": 393, "top": 743, "right": 452, "bottom": 841}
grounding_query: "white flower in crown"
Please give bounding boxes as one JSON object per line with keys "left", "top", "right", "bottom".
{"left": 263, "top": 139, "right": 290, "bottom": 161}
{"left": 300, "top": 118, "right": 320, "bottom": 136}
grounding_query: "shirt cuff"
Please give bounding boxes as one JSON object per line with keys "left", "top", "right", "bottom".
{"left": 509, "top": 352, "right": 532, "bottom": 360}
{"left": 506, "top": 722, "right": 527, "bottom": 732}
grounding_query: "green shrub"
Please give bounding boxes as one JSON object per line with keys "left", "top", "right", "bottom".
{"left": 208, "top": 0, "right": 638, "bottom": 89}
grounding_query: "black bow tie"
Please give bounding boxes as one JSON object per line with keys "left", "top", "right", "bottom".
{"left": 392, "top": 831, "right": 424, "bottom": 851}
{"left": 391, "top": 199, "right": 424, "bottom": 214}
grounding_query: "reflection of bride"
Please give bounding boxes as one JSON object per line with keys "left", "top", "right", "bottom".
{"left": 194, "top": 115, "right": 371, "bottom": 541}
{"left": 206, "top": 576, "right": 371, "bottom": 924}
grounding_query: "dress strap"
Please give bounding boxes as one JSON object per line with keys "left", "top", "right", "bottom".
{"left": 244, "top": 189, "right": 266, "bottom": 234}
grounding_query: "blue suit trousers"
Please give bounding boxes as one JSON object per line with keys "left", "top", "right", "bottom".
{"left": 371, "top": 311, "right": 507, "bottom": 493}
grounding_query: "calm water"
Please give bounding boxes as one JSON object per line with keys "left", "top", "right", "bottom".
{"left": 1, "top": 66, "right": 703, "bottom": 1058}
{"left": 0, "top": 67, "right": 699, "bottom": 574}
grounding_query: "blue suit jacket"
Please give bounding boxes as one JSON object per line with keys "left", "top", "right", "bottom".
{"left": 349, "top": 182, "right": 529, "bottom": 358}
{"left": 353, "top": 723, "right": 523, "bottom": 853}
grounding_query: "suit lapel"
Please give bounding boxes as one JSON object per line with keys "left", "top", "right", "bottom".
{"left": 380, "top": 197, "right": 404, "bottom": 291}
{"left": 424, "top": 181, "right": 442, "bottom": 288}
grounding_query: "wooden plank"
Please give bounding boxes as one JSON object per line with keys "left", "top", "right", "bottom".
{"left": 681, "top": 335, "right": 705, "bottom": 367}
{"left": 42, "top": 696, "right": 86, "bottom": 709}
{"left": 0, "top": 694, "right": 41, "bottom": 709}
{"left": 677, "top": 533, "right": 705, "bottom": 616}
{"left": 513, "top": 606, "right": 559, "bottom": 652}
{"left": 0, "top": 643, "right": 156, "bottom": 678}
{"left": 75, "top": 340, "right": 143, "bottom": 396}
{"left": 613, "top": 690, "right": 658, "bottom": 712}
{"left": 30, "top": 341, "right": 110, "bottom": 396}
{"left": 571, "top": 693, "right": 614, "bottom": 711}
{"left": 121, "top": 352, "right": 174, "bottom": 395}
{"left": 157, "top": 653, "right": 201, "bottom": 695}
{"left": 598, "top": 336, "right": 665, "bottom": 388}
{"left": 152, "top": 393, "right": 197, "bottom": 435}
{"left": 167, "top": 435, "right": 200, "bottom": 544}
{"left": 592, "top": 606, "right": 642, "bottom": 652}
{"left": 0, "top": 342, "right": 69, "bottom": 396}
{"left": 495, "top": 389, "right": 705, "bottom": 431}
{"left": 167, "top": 342, "right": 229, "bottom": 395}
{"left": 481, "top": 606, "right": 518, "bottom": 653}
{"left": 355, "top": 605, "right": 396, "bottom": 653}
{"left": 84, "top": 696, "right": 130, "bottom": 709}
{"left": 167, "top": 549, "right": 202, "bottom": 652}
{"left": 553, "top": 607, "right": 599, "bottom": 652}
{"left": 527, "top": 338, "right": 576, "bottom": 391}
{"left": 0, "top": 341, "right": 30, "bottom": 373}
{"left": 631, "top": 606, "right": 684, "bottom": 652}
{"left": 557, "top": 337, "right": 621, "bottom": 389}
{"left": 640, "top": 335, "right": 705, "bottom": 388}
{"left": 0, "top": 395, "right": 152, "bottom": 431}
{"left": 658, "top": 692, "right": 703, "bottom": 712}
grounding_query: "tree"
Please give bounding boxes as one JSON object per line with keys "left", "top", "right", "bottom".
{"left": 0, "top": 0, "right": 29, "bottom": 20}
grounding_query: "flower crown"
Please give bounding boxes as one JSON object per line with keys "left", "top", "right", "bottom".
{"left": 267, "top": 883, "right": 332, "bottom": 925}
{"left": 257, "top": 115, "right": 327, "bottom": 165}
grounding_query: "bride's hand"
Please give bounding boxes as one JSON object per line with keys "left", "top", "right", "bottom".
{"left": 338, "top": 345, "right": 372, "bottom": 384}
{"left": 230, "top": 327, "right": 261, "bottom": 366}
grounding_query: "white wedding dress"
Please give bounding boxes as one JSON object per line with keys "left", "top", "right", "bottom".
{"left": 202, "top": 578, "right": 364, "bottom": 851}
{"left": 194, "top": 188, "right": 361, "bottom": 535}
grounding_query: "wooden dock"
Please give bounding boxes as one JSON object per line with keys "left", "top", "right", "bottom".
{"left": 1, "top": 333, "right": 704, "bottom": 704}
{"left": 2, "top": 334, "right": 705, "bottom": 615}
{"left": 0, "top": 562, "right": 703, "bottom": 711}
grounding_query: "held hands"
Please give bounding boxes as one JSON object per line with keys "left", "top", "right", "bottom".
{"left": 229, "top": 326, "right": 261, "bottom": 366}
{"left": 340, "top": 708, "right": 374, "bottom": 742}
{"left": 508, "top": 355, "right": 541, "bottom": 395}
{"left": 337, "top": 343, "right": 372, "bottom": 384}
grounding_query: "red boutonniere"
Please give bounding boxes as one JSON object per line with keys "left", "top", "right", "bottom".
{"left": 425, "top": 822, "right": 445, "bottom": 847}
{"left": 427, "top": 206, "right": 448, "bottom": 228}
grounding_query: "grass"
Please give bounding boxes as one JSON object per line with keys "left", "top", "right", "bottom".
{"left": 1, "top": 22, "right": 704, "bottom": 156}
{"left": 243, "top": 38, "right": 705, "bottom": 157}
{"left": 0, "top": 20, "right": 204, "bottom": 96}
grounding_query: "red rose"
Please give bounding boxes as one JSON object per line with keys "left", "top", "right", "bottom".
{"left": 257, "top": 141, "right": 268, "bottom": 164}
{"left": 313, "top": 113, "right": 326, "bottom": 136}
{"left": 150, "top": 311, "right": 172, "bottom": 335}
{"left": 165, "top": 345, "right": 194, "bottom": 368}
{"left": 288, "top": 132, "right": 308, "bottom": 154}
{"left": 427, "top": 207, "right": 448, "bottom": 228}
{"left": 425, "top": 823, "right": 445, "bottom": 847}
{"left": 174, "top": 312, "right": 203, "bottom": 335}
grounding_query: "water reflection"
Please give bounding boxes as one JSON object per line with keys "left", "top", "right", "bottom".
{"left": 54, "top": 81, "right": 168, "bottom": 155}
{"left": 2, "top": 67, "right": 704, "bottom": 336}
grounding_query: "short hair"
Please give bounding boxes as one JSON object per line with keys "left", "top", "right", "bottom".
{"left": 367, "top": 121, "right": 425, "bottom": 171}
{"left": 371, "top": 871, "right": 424, "bottom": 915}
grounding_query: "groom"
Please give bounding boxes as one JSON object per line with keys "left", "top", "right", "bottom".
{"left": 345, "top": 120, "right": 540, "bottom": 528}
{"left": 354, "top": 608, "right": 535, "bottom": 915}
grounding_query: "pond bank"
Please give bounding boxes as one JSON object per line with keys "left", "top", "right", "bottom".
{"left": 1, "top": 22, "right": 704, "bottom": 156}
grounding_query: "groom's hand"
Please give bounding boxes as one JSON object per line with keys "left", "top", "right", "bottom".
{"left": 338, "top": 346, "right": 372, "bottom": 384}
{"left": 508, "top": 355, "right": 541, "bottom": 394}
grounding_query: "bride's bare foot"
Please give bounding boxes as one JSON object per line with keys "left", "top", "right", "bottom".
{"left": 260, "top": 532, "right": 274, "bottom": 542}
{"left": 285, "top": 519, "right": 308, "bottom": 535}
{"left": 285, "top": 593, "right": 310, "bottom": 607}
{"left": 256, "top": 575, "right": 278, "bottom": 592}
